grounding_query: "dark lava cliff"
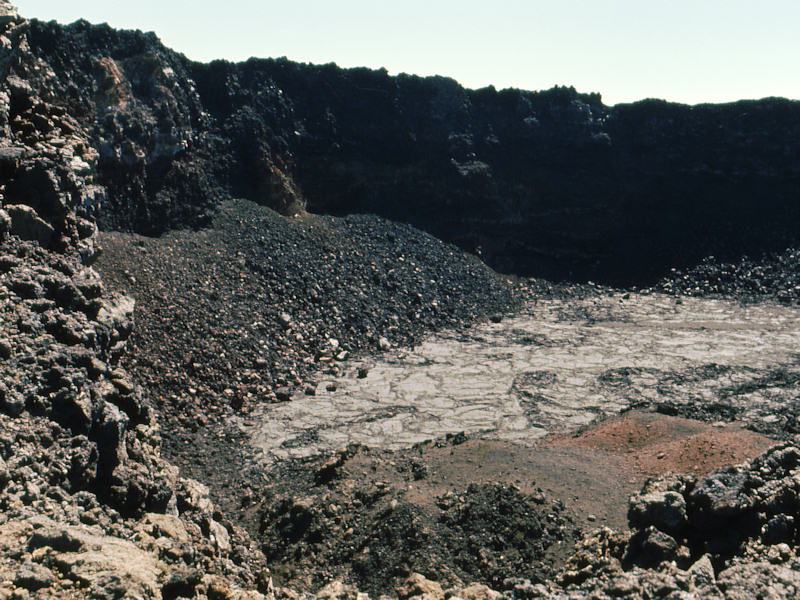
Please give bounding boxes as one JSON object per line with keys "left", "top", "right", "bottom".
{"left": 16, "top": 17, "right": 800, "bottom": 286}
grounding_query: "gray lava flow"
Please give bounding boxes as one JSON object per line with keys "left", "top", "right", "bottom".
{"left": 248, "top": 292, "right": 800, "bottom": 459}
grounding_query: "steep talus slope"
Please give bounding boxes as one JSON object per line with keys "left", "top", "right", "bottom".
{"left": 94, "top": 199, "right": 517, "bottom": 515}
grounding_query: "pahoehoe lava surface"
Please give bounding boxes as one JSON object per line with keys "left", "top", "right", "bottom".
{"left": 248, "top": 290, "right": 800, "bottom": 459}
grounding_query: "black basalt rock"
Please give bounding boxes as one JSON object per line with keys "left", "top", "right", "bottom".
{"left": 15, "top": 16, "right": 800, "bottom": 286}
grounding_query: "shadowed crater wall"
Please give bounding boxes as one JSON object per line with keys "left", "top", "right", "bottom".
{"left": 22, "top": 18, "right": 800, "bottom": 285}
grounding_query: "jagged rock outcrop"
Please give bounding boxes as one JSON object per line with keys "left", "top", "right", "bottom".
{"left": 536, "top": 444, "right": 800, "bottom": 599}
{"left": 0, "top": 4, "right": 272, "bottom": 597}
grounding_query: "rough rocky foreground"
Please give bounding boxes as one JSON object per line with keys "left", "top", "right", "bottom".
{"left": 1, "top": 0, "right": 800, "bottom": 599}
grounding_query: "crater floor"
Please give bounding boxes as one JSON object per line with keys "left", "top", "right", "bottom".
{"left": 249, "top": 292, "right": 800, "bottom": 459}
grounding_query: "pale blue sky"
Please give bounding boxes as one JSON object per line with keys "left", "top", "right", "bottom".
{"left": 13, "top": 0, "right": 800, "bottom": 106}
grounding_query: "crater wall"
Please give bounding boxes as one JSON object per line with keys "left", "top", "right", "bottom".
{"left": 19, "top": 19, "right": 800, "bottom": 285}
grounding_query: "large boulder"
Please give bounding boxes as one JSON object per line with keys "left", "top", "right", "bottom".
{"left": 628, "top": 490, "right": 688, "bottom": 535}
{"left": 4, "top": 203, "right": 54, "bottom": 245}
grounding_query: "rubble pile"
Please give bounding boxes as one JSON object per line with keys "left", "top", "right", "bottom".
{"left": 536, "top": 444, "right": 800, "bottom": 599}
{"left": 0, "top": 4, "right": 271, "bottom": 597}
{"left": 658, "top": 248, "right": 800, "bottom": 303}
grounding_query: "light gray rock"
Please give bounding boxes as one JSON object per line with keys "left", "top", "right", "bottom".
{"left": 177, "top": 478, "right": 214, "bottom": 514}
{"left": 396, "top": 573, "right": 444, "bottom": 600}
{"left": 95, "top": 293, "right": 135, "bottom": 358}
{"left": 0, "top": 0, "right": 22, "bottom": 25}
{"left": 77, "top": 235, "right": 102, "bottom": 266}
{"left": 0, "top": 208, "right": 10, "bottom": 238}
{"left": 456, "top": 583, "right": 503, "bottom": 600}
{"left": 14, "top": 560, "right": 56, "bottom": 591}
{"left": 207, "top": 518, "right": 231, "bottom": 553}
{"left": 136, "top": 512, "right": 191, "bottom": 543}
{"left": 716, "top": 561, "right": 800, "bottom": 600}
{"left": 72, "top": 267, "right": 104, "bottom": 299}
{"left": 315, "top": 580, "right": 362, "bottom": 600}
{"left": 95, "top": 292, "right": 135, "bottom": 339}
{"left": 0, "top": 455, "right": 8, "bottom": 488}
{"left": 687, "top": 553, "right": 715, "bottom": 588}
{"left": 628, "top": 490, "right": 687, "bottom": 534}
{"left": 0, "top": 145, "right": 26, "bottom": 164}
{"left": 4, "top": 204, "right": 54, "bottom": 246}
{"left": 28, "top": 520, "right": 162, "bottom": 599}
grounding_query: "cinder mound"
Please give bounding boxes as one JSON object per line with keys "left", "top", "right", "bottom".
{"left": 658, "top": 247, "right": 800, "bottom": 304}
{"left": 95, "top": 198, "right": 518, "bottom": 507}
{"left": 254, "top": 443, "right": 579, "bottom": 595}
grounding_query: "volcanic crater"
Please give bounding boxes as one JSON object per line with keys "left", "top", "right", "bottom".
{"left": 1, "top": 1, "right": 800, "bottom": 598}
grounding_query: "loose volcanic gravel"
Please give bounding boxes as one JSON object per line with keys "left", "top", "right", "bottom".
{"left": 95, "top": 198, "right": 519, "bottom": 510}
{"left": 656, "top": 247, "right": 800, "bottom": 303}
{"left": 257, "top": 443, "right": 579, "bottom": 595}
